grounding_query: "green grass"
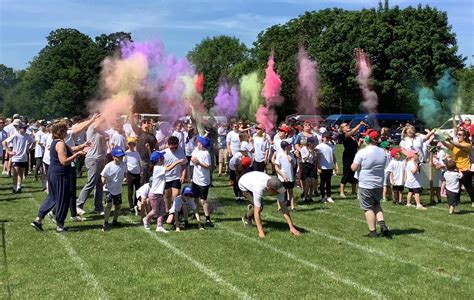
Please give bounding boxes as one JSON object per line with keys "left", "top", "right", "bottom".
{"left": 0, "top": 145, "right": 473, "bottom": 299}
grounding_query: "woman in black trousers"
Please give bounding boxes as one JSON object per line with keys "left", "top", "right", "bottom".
{"left": 31, "top": 121, "right": 85, "bottom": 232}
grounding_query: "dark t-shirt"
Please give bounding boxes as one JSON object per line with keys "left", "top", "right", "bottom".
{"left": 137, "top": 131, "right": 157, "bottom": 162}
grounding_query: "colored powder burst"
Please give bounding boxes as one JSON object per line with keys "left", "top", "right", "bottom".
{"left": 355, "top": 49, "right": 378, "bottom": 113}
{"left": 180, "top": 74, "right": 207, "bottom": 134}
{"left": 262, "top": 54, "right": 284, "bottom": 106}
{"left": 417, "top": 87, "right": 441, "bottom": 127}
{"left": 120, "top": 40, "right": 164, "bottom": 68}
{"left": 211, "top": 82, "right": 239, "bottom": 118}
{"left": 256, "top": 105, "right": 277, "bottom": 133}
{"left": 297, "top": 46, "right": 320, "bottom": 115}
{"left": 435, "top": 70, "right": 456, "bottom": 101}
{"left": 195, "top": 73, "right": 204, "bottom": 94}
{"left": 239, "top": 72, "right": 262, "bottom": 121}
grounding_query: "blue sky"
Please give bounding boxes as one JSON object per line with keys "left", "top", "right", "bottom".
{"left": 1, "top": 0, "right": 473, "bottom": 70}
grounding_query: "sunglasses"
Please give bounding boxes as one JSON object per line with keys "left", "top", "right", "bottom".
{"left": 457, "top": 133, "right": 464, "bottom": 136}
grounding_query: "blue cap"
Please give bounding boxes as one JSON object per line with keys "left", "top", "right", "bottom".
{"left": 150, "top": 151, "right": 165, "bottom": 164}
{"left": 182, "top": 185, "right": 193, "bottom": 196}
{"left": 196, "top": 136, "right": 210, "bottom": 149}
{"left": 111, "top": 146, "right": 125, "bottom": 157}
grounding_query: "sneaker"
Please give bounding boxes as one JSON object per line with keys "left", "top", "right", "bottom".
{"left": 76, "top": 207, "right": 85, "bottom": 216}
{"left": 48, "top": 211, "right": 57, "bottom": 225}
{"left": 102, "top": 223, "right": 110, "bottom": 232}
{"left": 339, "top": 193, "right": 346, "bottom": 198}
{"left": 156, "top": 226, "right": 169, "bottom": 233}
{"left": 406, "top": 203, "right": 412, "bottom": 208}
{"left": 320, "top": 197, "right": 327, "bottom": 203}
{"left": 70, "top": 216, "right": 86, "bottom": 222}
{"left": 367, "top": 231, "right": 378, "bottom": 238}
{"left": 416, "top": 205, "right": 427, "bottom": 211}
{"left": 31, "top": 221, "right": 44, "bottom": 231}
{"left": 94, "top": 211, "right": 105, "bottom": 216}
{"left": 326, "top": 197, "right": 335, "bottom": 203}
{"left": 205, "top": 220, "right": 214, "bottom": 228}
{"left": 56, "top": 226, "right": 68, "bottom": 233}
{"left": 242, "top": 216, "right": 252, "bottom": 227}
{"left": 380, "top": 226, "right": 392, "bottom": 238}
{"left": 143, "top": 218, "right": 151, "bottom": 230}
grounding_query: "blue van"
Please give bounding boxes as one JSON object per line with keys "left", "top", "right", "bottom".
{"left": 322, "top": 114, "right": 357, "bottom": 128}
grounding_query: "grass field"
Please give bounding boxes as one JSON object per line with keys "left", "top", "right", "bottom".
{"left": 0, "top": 145, "right": 473, "bottom": 299}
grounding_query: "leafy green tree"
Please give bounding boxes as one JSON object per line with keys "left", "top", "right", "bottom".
{"left": 95, "top": 32, "right": 132, "bottom": 55}
{"left": 0, "top": 64, "right": 20, "bottom": 113}
{"left": 187, "top": 35, "right": 249, "bottom": 109}
{"left": 456, "top": 67, "right": 474, "bottom": 113}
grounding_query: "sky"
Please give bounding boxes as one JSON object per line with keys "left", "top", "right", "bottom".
{"left": 0, "top": 0, "right": 473, "bottom": 70}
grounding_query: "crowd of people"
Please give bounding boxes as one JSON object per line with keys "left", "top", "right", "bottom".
{"left": 0, "top": 112, "right": 473, "bottom": 237}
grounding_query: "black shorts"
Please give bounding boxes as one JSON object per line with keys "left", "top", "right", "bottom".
{"left": 165, "top": 179, "right": 181, "bottom": 190}
{"left": 393, "top": 185, "right": 404, "bottom": 192}
{"left": 13, "top": 161, "right": 28, "bottom": 169}
{"left": 105, "top": 192, "right": 122, "bottom": 205}
{"left": 192, "top": 182, "right": 210, "bottom": 200}
{"left": 282, "top": 181, "right": 295, "bottom": 189}
{"left": 408, "top": 188, "right": 422, "bottom": 194}
{"left": 301, "top": 162, "right": 317, "bottom": 180}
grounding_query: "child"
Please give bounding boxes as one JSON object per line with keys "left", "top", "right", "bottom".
{"left": 274, "top": 141, "right": 297, "bottom": 210}
{"left": 100, "top": 146, "right": 127, "bottom": 231}
{"left": 299, "top": 137, "right": 317, "bottom": 203}
{"left": 404, "top": 151, "right": 427, "bottom": 210}
{"left": 166, "top": 186, "right": 204, "bottom": 231}
{"left": 386, "top": 148, "right": 406, "bottom": 205}
{"left": 136, "top": 179, "right": 151, "bottom": 219}
{"left": 229, "top": 151, "right": 252, "bottom": 203}
{"left": 380, "top": 141, "right": 393, "bottom": 202}
{"left": 442, "top": 160, "right": 463, "bottom": 215}
{"left": 2, "top": 122, "right": 34, "bottom": 193}
{"left": 125, "top": 137, "right": 142, "bottom": 214}
{"left": 316, "top": 132, "right": 338, "bottom": 203}
{"left": 143, "top": 151, "right": 168, "bottom": 232}
{"left": 191, "top": 136, "right": 213, "bottom": 227}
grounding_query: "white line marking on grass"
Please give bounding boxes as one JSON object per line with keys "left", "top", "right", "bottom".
{"left": 123, "top": 217, "right": 252, "bottom": 300}
{"left": 264, "top": 215, "right": 461, "bottom": 282}
{"left": 27, "top": 191, "right": 108, "bottom": 299}
{"left": 218, "top": 224, "right": 385, "bottom": 299}
{"left": 384, "top": 209, "right": 474, "bottom": 232}
{"left": 313, "top": 209, "right": 474, "bottom": 254}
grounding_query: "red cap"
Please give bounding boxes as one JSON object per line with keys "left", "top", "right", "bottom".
{"left": 390, "top": 148, "right": 402, "bottom": 158}
{"left": 362, "top": 129, "right": 380, "bottom": 141}
{"left": 241, "top": 156, "right": 252, "bottom": 169}
{"left": 278, "top": 125, "right": 291, "bottom": 134}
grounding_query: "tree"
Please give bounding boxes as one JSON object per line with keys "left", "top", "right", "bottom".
{"left": 0, "top": 64, "right": 20, "bottom": 113}
{"left": 187, "top": 35, "right": 249, "bottom": 109}
{"left": 95, "top": 32, "right": 133, "bottom": 55}
{"left": 456, "top": 67, "right": 474, "bottom": 113}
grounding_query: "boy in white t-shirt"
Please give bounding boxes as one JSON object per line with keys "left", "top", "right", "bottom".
{"left": 274, "top": 141, "right": 297, "bottom": 210}
{"left": 125, "top": 137, "right": 142, "bottom": 214}
{"left": 135, "top": 180, "right": 151, "bottom": 219}
{"left": 143, "top": 151, "right": 168, "bottom": 232}
{"left": 404, "top": 151, "right": 427, "bottom": 210}
{"left": 166, "top": 186, "right": 204, "bottom": 232}
{"left": 3, "top": 123, "right": 34, "bottom": 193}
{"left": 386, "top": 148, "right": 406, "bottom": 205}
{"left": 315, "top": 132, "right": 338, "bottom": 203}
{"left": 191, "top": 136, "right": 213, "bottom": 227}
{"left": 442, "top": 160, "right": 463, "bottom": 215}
{"left": 100, "top": 147, "right": 128, "bottom": 231}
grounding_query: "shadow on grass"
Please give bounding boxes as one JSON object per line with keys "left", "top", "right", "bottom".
{"left": 455, "top": 210, "right": 474, "bottom": 215}
{"left": 263, "top": 220, "right": 309, "bottom": 234}
{"left": 388, "top": 228, "right": 425, "bottom": 236}
{"left": 64, "top": 221, "right": 142, "bottom": 232}
{"left": 0, "top": 194, "right": 32, "bottom": 202}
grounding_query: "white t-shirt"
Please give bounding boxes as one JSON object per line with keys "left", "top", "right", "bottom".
{"left": 42, "top": 133, "right": 53, "bottom": 165}
{"left": 442, "top": 171, "right": 463, "bottom": 193}
{"left": 386, "top": 159, "right": 406, "bottom": 186}
{"left": 136, "top": 183, "right": 150, "bottom": 200}
{"left": 272, "top": 135, "right": 292, "bottom": 154}
{"left": 404, "top": 160, "right": 422, "bottom": 189}
{"left": 5, "top": 133, "right": 33, "bottom": 163}
{"left": 253, "top": 135, "right": 269, "bottom": 162}
{"left": 34, "top": 130, "right": 45, "bottom": 158}
{"left": 101, "top": 161, "right": 127, "bottom": 196}
{"left": 238, "top": 171, "right": 284, "bottom": 208}
{"left": 275, "top": 152, "right": 296, "bottom": 182}
{"left": 226, "top": 130, "right": 241, "bottom": 155}
{"left": 111, "top": 132, "right": 126, "bottom": 151}
{"left": 316, "top": 143, "right": 335, "bottom": 170}
{"left": 150, "top": 165, "right": 166, "bottom": 194}
{"left": 353, "top": 145, "right": 387, "bottom": 189}
{"left": 125, "top": 151, "right": 141, "bottom": 174}
{"left": 169, "top": 195, "right": 197, "bottom": 214}
{"left": 191, "top": 148, "right": 211, "bottom": 186}
{"left": 163, "top": 148, "right": 187, "bottom": 182}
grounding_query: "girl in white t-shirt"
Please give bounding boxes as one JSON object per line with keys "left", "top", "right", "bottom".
{"left": 404, "top": 151, "right": 427, "bottom": 210}
{"left": 143, "top": 151, "right": 168, "bottom": 233}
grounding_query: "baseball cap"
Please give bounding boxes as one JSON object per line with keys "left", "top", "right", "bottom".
{"left": 278, "top": 125, "right": 291, "bottom": 134}
{"left": 150, "top": 151, "right": 165, "bottom": 163}
{"left": 12, "top": 119, "right": 21, "bottom": 126}
{"left": 182, "top": 186, "right": 194, "bottom": 196}
{"left": 267, "top": 177, "right": 286, "bottom": 194}
{"left": 390, "top": 148, "right": 403, "bottom": 158}
{"left": 362, "top": 129, "right": 380, "bottom": 141}
{"left": 196, "top": 136, "right": 210, "bottom": 149}
{"left": 240, "top": 156, "right": 252, "bottom": 169}
{"left": 111, "top": 147, "right": 125, "bottom": 157}
{"left": 379, "top": 141, "right": 391, "bottom": 149}
{"left": 13, "top": 113, "right": 20, "bottom": 119}
{"left": 127, "top": 137, "right": 137, "bottom": 144}
{"left": 280, "top": 140, "right": 291, "bottom": 149}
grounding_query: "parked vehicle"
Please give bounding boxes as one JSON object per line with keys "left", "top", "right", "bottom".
{"left": 285, "top": 114, "right": 325, "bottom": 125}
{"left": 322, "top": 114, "right": 357, "bottom": 128}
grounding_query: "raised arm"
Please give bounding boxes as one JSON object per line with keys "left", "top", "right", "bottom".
{"left": 70, "top": 113, "right": 100, "bottom": 135}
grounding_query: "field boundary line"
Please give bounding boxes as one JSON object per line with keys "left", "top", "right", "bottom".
{"left": 123, "top": 217, "right": 253, "bottom": 300}
{"left": 27, "top": 190, "right": 108, "bottom": 300}
{"left": 217, "top": 223, "right": 385, "bottom": 299}
{"left": 265, "top": 214, "right": 461, "bottom": 282}
{"left": 310, "top": 209, "right": 474, "bottom": 254}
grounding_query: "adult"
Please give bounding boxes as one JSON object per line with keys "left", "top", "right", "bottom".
{"left": 339, "top": 121, "right": 364, "bottom": 197}
{"left": 458, "top": 116, "right": 474, "bottom": 139}
{"left": 76, "top": 116, "right": 108, "bottom": 215}
{"left": 442, "top": 129, "right": 474, "bottom": 206}
{"left": 295, "top": 121, "right": 319, "bottom": 148}
{"left": 399, "top": 125, "right": 434, "bottom": 163}
{"left": 351, "top": 130, "right": 390, "bottom": 238}
{"left": 130, "top": 113, "right": 157, "bottom": 185}
{"left": 238, "top": 171, "right": 300, "bottom": 238}
{"left": 31, "top": 121, "right": 86, "bottom": 232}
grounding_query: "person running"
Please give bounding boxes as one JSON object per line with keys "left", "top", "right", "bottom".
{"left": 351, "top": 129, "right": 391, "bottom": 238}
{"left": 238, "top": 171, "right": 301, "bottom": 238}
{"left": 163, "top": 136, "right": 188, "bottom": 212}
